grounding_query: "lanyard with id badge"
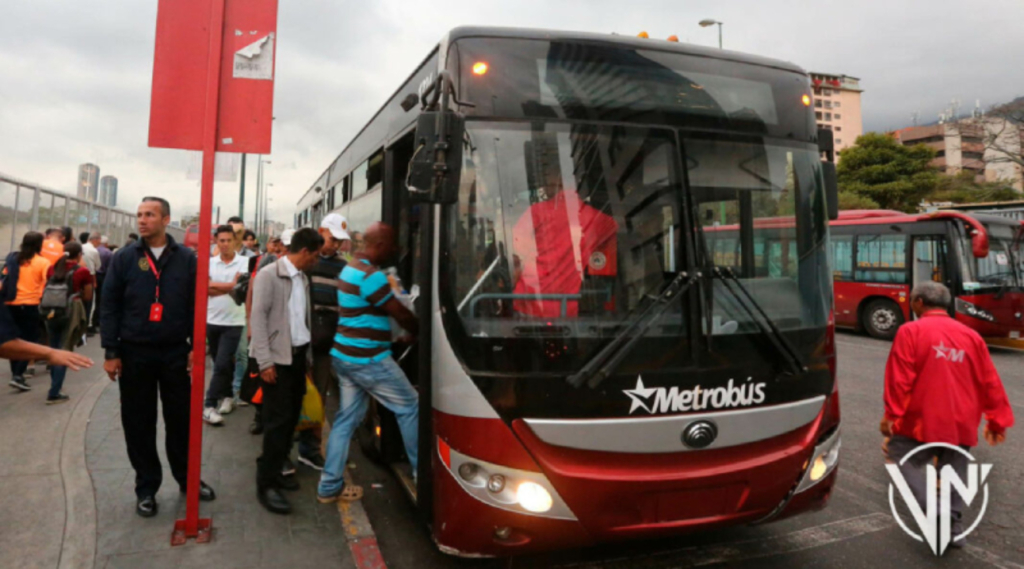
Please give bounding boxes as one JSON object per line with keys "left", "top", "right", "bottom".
{"left": 144, "top": 251, "right": 164, "bottom": 322}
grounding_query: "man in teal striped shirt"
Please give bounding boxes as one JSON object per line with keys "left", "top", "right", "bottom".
{"left": 317, "top": 222, "right": 419, "bottom": 503}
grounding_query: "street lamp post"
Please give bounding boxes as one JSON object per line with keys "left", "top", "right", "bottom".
{"left": 699, "top": 19, "right": 723, "bottom": 49}
{"left": 256, "top": 157, "right": 270, "bottom": 232}
{"left": 262, "top": 184, "right": 274, "bottom": 240}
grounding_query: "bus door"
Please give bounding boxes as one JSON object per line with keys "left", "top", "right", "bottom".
{"left": 911, "top": 235, "right": 950, "bottom": 288}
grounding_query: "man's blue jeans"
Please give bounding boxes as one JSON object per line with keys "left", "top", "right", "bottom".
{"left": 318, "top": 356, "right": 418, "bottom": 498}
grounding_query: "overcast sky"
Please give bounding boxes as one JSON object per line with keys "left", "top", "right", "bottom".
{"left": 1, "top": 0, "right": 1022, "bottom": 225}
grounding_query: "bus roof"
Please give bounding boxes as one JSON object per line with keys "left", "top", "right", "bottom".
{"left": 296, "top": 26, "right": 810, "bottom": 211}
{"left": 834, "top": 209, "right": 1020, "bottom": 227}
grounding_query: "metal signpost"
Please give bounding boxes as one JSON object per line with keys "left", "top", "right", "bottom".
{"left": 148, "top": 0, "right": 279, "bottom": 545}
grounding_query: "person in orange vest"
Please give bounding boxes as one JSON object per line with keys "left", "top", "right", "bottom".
{"left": 882, "top": 281, "right": 1014, "bottom": 549}
{"left": 39, "top": 228, "right": 66, "bottom": 266}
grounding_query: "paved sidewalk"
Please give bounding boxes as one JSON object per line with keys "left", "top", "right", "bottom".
{"left": 0, "top": 337, "right": 359, "bottom": 569}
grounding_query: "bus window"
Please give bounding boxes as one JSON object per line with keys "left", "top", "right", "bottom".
{"left": 352, "top": 161, "right": 369, "bottom": 199}
{"left": 830, "top": 235, "right": 853, "bottom": 281}
{"left": 912, "top": 237, "right": 948, "bottom": 288}
{"left": 855, "top": 234, "right": 907, "bottom": 283}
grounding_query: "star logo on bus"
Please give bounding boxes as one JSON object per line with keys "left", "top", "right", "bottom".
{"left": 624, "top": 376, "right": 657, "bottom": 414}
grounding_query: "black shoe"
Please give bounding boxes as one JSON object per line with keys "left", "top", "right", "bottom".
{"left": 9, "top": 377, "right": 30, "bottom": 392}
{"left": 257, "top": 487, "right": 291, "bottom": 514}
{"left": 298, "top": 453, "right": 325, "bottom": 471}
{"left": 276, "top": 475, "right": 300, "bottom": 491}
{"left": 179, "top": 481, "right": 217, "bottom": 502}
{"left": 46, "top": 394, "right": 70, "bottom": 405}
{"left": 281, "top": 458, "right": 296, "bottom": 477}
{"left": 249, "top": 417, "right": 264, "bottom": 435}
{"left": 137, "top": 495, "right": 158, "bottom": 518}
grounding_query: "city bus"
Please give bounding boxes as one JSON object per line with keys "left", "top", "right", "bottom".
{"left": 828, "top": 209, "right": 1024, "bottom": 343}
{"left": 296, "top": 26, "right": 841, "bottom": 556}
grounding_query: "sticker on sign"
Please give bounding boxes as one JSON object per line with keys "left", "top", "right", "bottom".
{"left": 234, "top": 32, "right": 274, "bottom": 80}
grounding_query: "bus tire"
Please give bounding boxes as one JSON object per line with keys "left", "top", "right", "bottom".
{"left": 863, "top": 299, "right": 904, "bottom": 340}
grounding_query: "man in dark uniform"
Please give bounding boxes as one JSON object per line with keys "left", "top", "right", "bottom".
{"left": 101, "top": 197, "right": 216, "bottom": 517}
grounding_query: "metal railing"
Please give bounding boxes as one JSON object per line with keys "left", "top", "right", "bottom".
{"left": 0, "top": 172, "right": 184, "bottom": 259}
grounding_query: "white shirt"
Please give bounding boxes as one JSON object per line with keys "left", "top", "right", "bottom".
{"left": 280, "top": 256, "right": 311, "bottom": 346}
{"left": 207, "top": 253, "right": 248, "bottom": 326}
{"left": 149, "top": 245, "right": 166, "bottom": 259}
{"left": 81, "top": 242, "right": 101, "bottom": 275}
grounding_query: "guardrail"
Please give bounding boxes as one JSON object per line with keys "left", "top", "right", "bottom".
{"left": 0, "top": 172, "right": 184, "bottom": 259}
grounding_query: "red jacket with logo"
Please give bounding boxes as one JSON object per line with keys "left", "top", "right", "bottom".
{"left": 884, "top": 311, "right": 1015, "bottom": 446}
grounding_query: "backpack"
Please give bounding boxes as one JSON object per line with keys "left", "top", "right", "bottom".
{"left": 0, "top": 252, "right": 21, "bottom": 303}
{"left": 39, "top": 269, "right": 76, "bottom": 318}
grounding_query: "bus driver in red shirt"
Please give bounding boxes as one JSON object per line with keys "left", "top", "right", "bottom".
{"left": 881, "top": 281, "right": 1014, "bottom": 549}
{"left": 510, "top": 162, "right": 618, "bottom": 319}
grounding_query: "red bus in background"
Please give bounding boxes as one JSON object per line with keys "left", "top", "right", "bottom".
{"left": 829, "top": 209, "right": 1024, "bottom": 344}
{"left": 183, "top": 223, "right": 200, "bottom": 251}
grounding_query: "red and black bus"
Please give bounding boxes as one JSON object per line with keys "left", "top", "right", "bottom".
{"left": 297, "top": 26, "right": 841, "bottom": 556}
{"left": 829, "top": 209, "right": 1024, "bottom": 343}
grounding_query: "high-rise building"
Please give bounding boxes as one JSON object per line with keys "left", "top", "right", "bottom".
{"left": 77, "top": 163, "right": 100, "bottom": 201}
{"left": 100, "top": 175, "right": 118, "bottom": 207}
{"left": 809, "top": 73, "right": 864, "bottom": 156}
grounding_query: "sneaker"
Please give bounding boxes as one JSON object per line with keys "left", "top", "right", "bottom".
{"left": 281, "top": 458, "right": 296, "bottom": 477}
{"left": 46, "top": 394, "right": 70, "bottom": 405}
{"left": 217, "top": 398, "right": 235, "bottom": 415}
{"left": 298, "top": 454, "right": 326, "bottom": 471}
{"left": 235, "top": 396, "right": 249, "bottom": 407}
{"left": 202, "top": 407, "right": 224, "bottom": 425}
{"left": 9, "top": 377, "right": 30, "bottom": 392}
{"left": 23, "top": 367, "right": 36, "bottom": 378}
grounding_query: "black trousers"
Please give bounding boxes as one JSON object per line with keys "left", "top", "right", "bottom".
{"left": 118, "top": 344, "right": 191, "bottom": 498}
{"left": 204, "top": 324, "right": 243, "bottom": 408}
{"left": 91, "top": 274, "right": 104, "bottom": 329}
{"left": 256, "top": 348, "right": 307, "bottom": 490}
{"left": 8, "top": 305, "right": 40, "bottom": 376}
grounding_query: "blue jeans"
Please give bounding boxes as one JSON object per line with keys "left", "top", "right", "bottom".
{"left": 232, "top": 324, "right": 247, "bottom": 397}
{"left": 318, "top": 356, "right": 418, "bottom": 497}
{"left": 45, "top": 317, "right": 69, "bottom": 399}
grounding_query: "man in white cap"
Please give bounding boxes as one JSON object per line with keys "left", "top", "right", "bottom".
{"left": 291, "top": 213, "right": 351, "bottom": 471}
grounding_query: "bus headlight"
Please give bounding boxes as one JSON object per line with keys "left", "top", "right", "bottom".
{"left": 956, "top": 298, "right": 996, "bottom": 323}
{"left": 795, "top": 427, "right": 841, "bottom": 493}
{"left": 516, "top": 481, "right": 553, "bottom": 513}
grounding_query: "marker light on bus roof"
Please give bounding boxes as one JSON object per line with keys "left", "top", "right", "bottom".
{"left": 472, "top": 62, "right": 489, "bottom": 76}
{"left": 637, "top": 31, "right": 649, "bottom": 38}
{"left": 667, "top": 35, "right": 679, "bottom": 42}
{"left": 802, "top": 94, "right": 812, "bottom": 107}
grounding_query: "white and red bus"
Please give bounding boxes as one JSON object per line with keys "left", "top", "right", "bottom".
{"left": 828, "top": 209, "right": 1024, "bottom": 343}
{"left": 297, "top": 26, "right": 841, "bottom": 556}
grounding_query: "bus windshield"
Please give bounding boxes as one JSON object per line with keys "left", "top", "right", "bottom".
{"left": 446, "top": 121, "right": 831, "bottom": 373}
{"left": 963, "top": 222, "right": 1024, "bottom": 289}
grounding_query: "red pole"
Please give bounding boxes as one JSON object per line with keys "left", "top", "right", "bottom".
{"left": 173, "top": 0, "right": 225, "bottom": 545}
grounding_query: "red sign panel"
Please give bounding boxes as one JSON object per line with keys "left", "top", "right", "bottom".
{"left": 148, "top": 0, "right": 278, "bottom": 154}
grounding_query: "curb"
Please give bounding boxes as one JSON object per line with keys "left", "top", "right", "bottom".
{"left": 57, "top": 372, "right": 109, "bottom": 569}
{"left": 338, "top": 470, "right": 387, "bottom": 569}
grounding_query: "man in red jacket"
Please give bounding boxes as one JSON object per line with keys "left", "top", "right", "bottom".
{"left": 881, "top": 281, "right": 1014, "bottom": 548}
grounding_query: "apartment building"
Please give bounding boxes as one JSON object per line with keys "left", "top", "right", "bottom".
{"left": 809, "top": 72, "right": 863, "bottom": 155}
{"left": 893, "top": 118, "right": 1023, "bottom": 191}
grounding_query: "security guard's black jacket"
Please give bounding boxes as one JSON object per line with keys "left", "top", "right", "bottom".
{"left": 100, "top": 234, "right": 196, "bottom": 358}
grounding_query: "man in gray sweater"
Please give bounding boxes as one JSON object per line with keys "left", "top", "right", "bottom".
{"left": 249, "top": 227, "right": 323, "bottom": 514}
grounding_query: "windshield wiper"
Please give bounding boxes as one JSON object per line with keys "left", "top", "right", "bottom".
{"left": 567, "top": 271, "right": 700, "bottom": 389}
{"left": 713, "top": 267, "right": 807, "bottom": 376}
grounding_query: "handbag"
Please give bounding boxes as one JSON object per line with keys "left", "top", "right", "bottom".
{"left": 296, "top": 375, "right": 324, "bottom": 431}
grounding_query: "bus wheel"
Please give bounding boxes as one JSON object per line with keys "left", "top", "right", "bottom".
{"left": 863, "top": 299, "right": 904, "bottom": 339}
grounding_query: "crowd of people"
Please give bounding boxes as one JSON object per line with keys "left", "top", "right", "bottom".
{"left": 85, "top": 197, "right": 420, "bottom": 517}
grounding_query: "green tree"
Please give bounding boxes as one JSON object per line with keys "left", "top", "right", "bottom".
{"left": 837, "top": 191, "right": 880, "bottom": 210}
{"left": 925, "top": 171, "right": 1020, "bottom": 204}
{"left": 837, "top": 133, "right": 939, "bottom": 212}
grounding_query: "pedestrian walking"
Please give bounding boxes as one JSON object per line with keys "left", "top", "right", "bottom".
{"left": 94, "top": 235, "right": 113, "bottom": 334}
{"left": 80, "top": 232, "right": 102, "bottom": 336}
{"left": 295, "top": 213, "right": 350, "bottom": 471}
{"left": 0, "top": 301, "right": 91, "bottom": 370}
{"left": 100, "top": 197, "right": 215, "bottom": 517}
{"left": 202, "top": 225, "right": 248, "bottom": 425}
{"left": 317, "top": 222, "right": 419, "bottom": 504}
{"left": 249, "top": 227, "right": 322, "bottom": 514}
{"left": 881, "top": 281, "right": 1015, "bottom": 549}
{"left": 4, "top": 231, "right": 52, "bottom": 391}
{"left": 41, "top": 241, "right": 92, "bottom": 404}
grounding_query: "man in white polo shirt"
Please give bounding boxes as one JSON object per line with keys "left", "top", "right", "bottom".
{"left": 203, "top": 225, "right": 250, "bottom": 425}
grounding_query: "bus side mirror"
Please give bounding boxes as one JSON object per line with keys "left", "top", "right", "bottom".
{"left": 822, "top": 161, "right": 839, "bottom": 221}
{"left": 407, "top": 111, "right": 464, "bottom": 204}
